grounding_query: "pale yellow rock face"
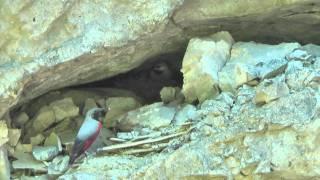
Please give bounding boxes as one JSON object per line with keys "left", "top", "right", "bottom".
{"left": 0, "top": 121, "right": 8, "bottom": 146}
{"left": 0, "top": 147, "right": 10, "bottom": 180}
{"left": 181, "top": 32, "right": 234, "bottom": 103}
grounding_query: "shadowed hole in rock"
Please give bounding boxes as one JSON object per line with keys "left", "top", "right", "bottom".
{"left": 7, "top": 52, "right": 185, "bottom": 175}
{"left": 75, "top": 52, "right": 185, "bottom": 103}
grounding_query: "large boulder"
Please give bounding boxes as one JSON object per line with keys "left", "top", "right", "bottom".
{"left": 1, "top": 0, "right": 320, "bottom": 118}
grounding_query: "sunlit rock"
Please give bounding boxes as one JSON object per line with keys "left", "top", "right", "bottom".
{"left": 105, "top": 97, "right": 142, "bottom": 128}
{"left": 8, "top": 128, "right": 21, "bottom": 147}
{"left": 0, "top": 147, "right": 10, "bottom": 180}
{"left": 48, "top": 156, "right": 69, "bottom": 175}
{"left": 117, "top": 102, "right": 175, "bottom": 131}
{"left": 254, "top": 76, "right": 290, "bottom": 104}
{"left": 0, "top": 121, "right": 8, "bottom": 146}
{"left": 32, "top": 146, "right": 59, "bottom": 161}
{"left": 181, "top": 31, "right": 234, "bottom": 103}
{"left": 174, "top": 104, "right": 197, "bottom": 125}
{"left": 49, "top": 98, "right": 79, "bottom": 121}
{"left": 12, "top": 152, "right": 46, "bottom": 172}
{"left": 31, "top": 106, "right": 56, "bottom": 133}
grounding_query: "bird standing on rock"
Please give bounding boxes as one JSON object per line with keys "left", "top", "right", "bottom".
{"left": 69, "top": 107, "right": 107, "bottom": 165}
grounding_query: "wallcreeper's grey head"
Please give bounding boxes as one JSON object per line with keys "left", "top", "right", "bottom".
{"left": 87, "top": 108, "right": 108, "bottom": 122}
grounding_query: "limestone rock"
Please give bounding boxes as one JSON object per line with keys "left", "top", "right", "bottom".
{"left": 19, "top": 175, "right": 50, "bottom": 180}
{"left": 229, "top": 42, "right": 300, "bottom": 65}
{"left": 8, "top": 128, "right": 21, "bottom": 147}
{"left": 48, "top": 156, "right": 69, "bottom": 175}
{"left": 106, "top": 97, "right": 142, "bottom": 128}
{"left": 286, "top": 48, "right": 314, "bottom": 63}
{"left": 237, "top": 88, "right": 318, "bottom": 127}
{"left": 82, "top": 98, "right": 98, "bottom": 115}
{"left": 259, "top": 88, "right": 318, "bottom": 126}
{"left": 0, "top": 121, "right": 8, "bottom": 146}
{"left": 44, "top": 132, "right": 62, "bottom": 152}
{"left": 32, "top": 146, "right": 59, "bottom": 161}
{"left": 218, "top": 62, "right": 258, "bottom": 93}
{"left": 31, "top": 106, "right": 56, "bottom": 133}
{"left": 0, "top": 0, "right": 185, "bottom": 119}
{"left": 61, "top": 85, "right": 320, "bottom": 179}
{"left": 15, "top": 143, "right": 33, "bottom": 153}
{"left": 285, "top": 67, "right": 315, "bottom": 90}
{"left": 174, "top": 104, "right": 197, "bottom": 125}
{"left": 181, "top": 31, "right": 234, "bottom": 103}
{"left": 30, "top": 134, "right": 45, "bottom": 145}
{"left": 49, "top": 98, "right": 79, "bottom": 121}
{"left": 0, "top": 147, "right": 10, "bottom": 180}
{"left": 117, "top": 102, "right": 176, "bottom": 131}
{"left": 254, "top": 76, "right": 290, "bottom": 104}
{"left": 160, "top": 87, "right": 179, "bottom": 104}
{"left": 12, "top": 152, "right": 46, "bottom": 172}
{"left": 303, "top": 44, "right": 320, "bottom": 57}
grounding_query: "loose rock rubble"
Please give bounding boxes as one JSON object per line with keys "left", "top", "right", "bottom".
{"left": 2, "top": 31, "right": 320, "bottom": 179}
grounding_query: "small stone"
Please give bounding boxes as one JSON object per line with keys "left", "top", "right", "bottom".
{"left": 286, "top": 67, "right": 314, "bottom": 90}
{"left": 254, "top": 76, "right": 290, "bottom": 104}
{"left": 160, "top": 87, "right": 178, "bottom": 103}
{"left": 49, "top": 97, "right": 79, "bottom": 121}
{"left": 48, "top": 156, "right": 70, "bottom": 175}
{"left": 32, "top": 106, "right": 56, "bottom": 133}
{"left": 174, "top": 104, "right": 197, "bottom": 125}
{"left": 116, "top": 131, "right": 140, "bottom": 140}
{"left": 44, "top": 132, "right": 61, "bottom": 150}
{"left": 12, "top": 152, "right": 46, "bottom": 172}
{"left": 225, "top": 156, "right": 240, "bottom": 175}
{"left": 117, "top": 102, "right": 176, "bottom": 131}
{"left": 0, "top": 147, "right": 10, "bottom": 180}
{"left": 0, "top": 121, "right": 8, "bottom": 146}
{"left": 286, "top": 48, "right": 313, "bottom": 62}
{"left": 30, "top": 134, "right": 45, "bottom": 145}
{"left": 14, "top": 112, "right": 29, "bottom": 127}
{"left": 106, "top": 97, "right": 142, "bottom": 128}
{"left": 8, "top": 129, "right": 21, "bottom": 147}
{"left": 32, "top": 146, "right": 59, "bottom": 161}
{"left": 218, "top": 63, "right": 258, "bottom": 93}
{"left": 203, "top": 115, "right": 225, "bottom": 127}
{"left": 15, "top": 143, "right": 33, "bottom": 153}
{"left": 46, "top": 132, "right": 63, "bottom": 152}
{"left": 19, "top": 175, "right": 50, "bottom": 180}
{"left": 82, "top": 98, "right": 98, "bottom": 115}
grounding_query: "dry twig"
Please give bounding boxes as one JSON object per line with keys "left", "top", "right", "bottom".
{"left": 97, "top": 128, "right": 193, "bottom": 153}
